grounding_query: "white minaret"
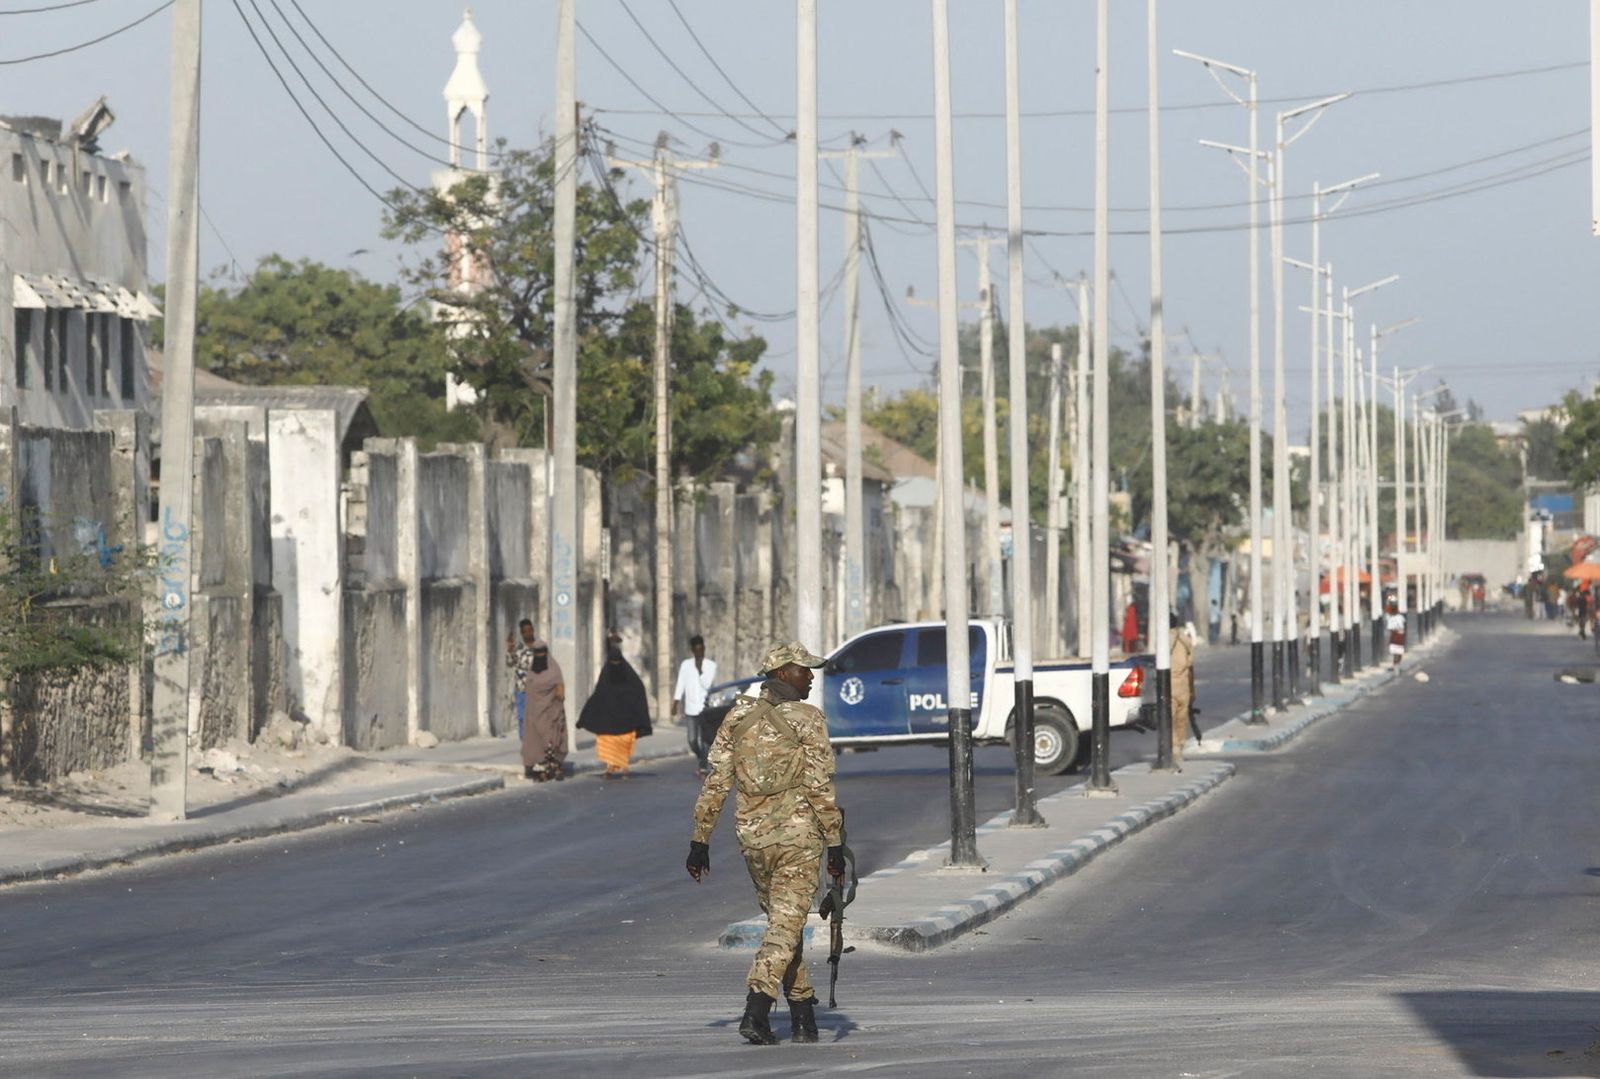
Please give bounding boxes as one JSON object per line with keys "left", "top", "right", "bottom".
{"left": 444, "top": 8, "right": 489, "bottom": 171}
{"left": 437, "top": 8, "right": 490, "bottom": 410}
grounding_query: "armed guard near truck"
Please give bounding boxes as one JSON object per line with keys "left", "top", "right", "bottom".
{"left": 685, "top": 642, "right": 848, "bottom": 1045}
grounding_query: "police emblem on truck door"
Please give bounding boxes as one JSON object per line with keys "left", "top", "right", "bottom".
{"left": 839, "top": 677, "right": 865, "bottom": 705}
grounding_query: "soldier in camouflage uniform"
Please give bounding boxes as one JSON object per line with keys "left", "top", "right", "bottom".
{"left": 686, "top": 641, "right": 846, "bottom": 1046}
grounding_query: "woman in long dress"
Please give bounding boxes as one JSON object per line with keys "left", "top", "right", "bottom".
{"left": 577, "top": 646, "right": 653, "bottom": 777}
{"left": 520, "top": 639, "right": 567, "bottom": 781}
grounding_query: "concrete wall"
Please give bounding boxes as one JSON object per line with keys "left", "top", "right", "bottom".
{"left": 1441, "top": 539, "right": 1520, "bottom": 607}
{"left": 269, "top": 409, "right": 342, "bottom": 737}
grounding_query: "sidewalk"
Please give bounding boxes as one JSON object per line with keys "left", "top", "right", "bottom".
{"left": 0, "top": 726, "right": 697, "bottom": 888}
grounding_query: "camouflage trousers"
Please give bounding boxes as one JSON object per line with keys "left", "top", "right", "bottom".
{"left": 742, "top": 842, "right": 822, "bottom": 1001}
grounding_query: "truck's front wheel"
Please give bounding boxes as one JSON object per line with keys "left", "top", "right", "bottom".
{"left": 1031, "top": 705, "right": 1083, "bottom": 775}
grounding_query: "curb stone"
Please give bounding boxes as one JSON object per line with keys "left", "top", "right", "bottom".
{"left": 718, "top": 760, "right": 1235, "bottom": 953}
{"left": 0, "top": 774, "right": 504, "bottom": 888}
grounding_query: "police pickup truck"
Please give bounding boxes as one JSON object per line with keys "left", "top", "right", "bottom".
{"left": 702, "top": 619, "right": 1153, "bottom": 775}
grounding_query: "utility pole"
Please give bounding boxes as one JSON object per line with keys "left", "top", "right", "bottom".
{"left": 930, "top": 0, "right": 980, "bottom": 866}
{"left": 1003, "top": 0, "right": 1041, "bottom": 825}
{"left": 151, "top": 0, "right": 201, "bottom": 819}
{"left": 1177, "top": 48, "right": 1265, "bottom": 723}
{"left": 1273, "top": 94, "right": 1350, "bottom": 704}
{"left": 960, "top": 234, "right": 1005, "bottom": 620}
{"left": 1073, "top": 277, "right": 1092, "bottom": 659}
{"left": 822, "top": 134, "right": 899, "bottom": 642}
{"left": 1045, "top": 342, "right": 1064, "bottom": 658}
{"left": 1088, "top": 0, "right": 1116, "bottom": 794}
{"left": 1146, "top": 0, "right": 1174, "bottom": 772}
{"left": 796, "top": 0, "right": 823, "bottom": 652}
{"left": 608, "top": 135, "right": 719, "bottom": 726}
{"left": 550, "top": 0, "right": 581, "bottom": 743}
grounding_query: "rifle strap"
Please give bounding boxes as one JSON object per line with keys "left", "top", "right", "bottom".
{"left": 726, "top": 697, "right": 803, "bottom": 749}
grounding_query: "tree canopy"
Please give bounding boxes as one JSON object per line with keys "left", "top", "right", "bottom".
{"left": 1555, "top": 389, "right": 1600, "bottom": 491}
{"left": 382, "top": 139, "right": 777, "bottom": 481}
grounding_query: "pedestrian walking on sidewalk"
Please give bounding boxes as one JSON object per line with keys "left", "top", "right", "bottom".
{"left": 519, "top": 639, "right": 567, "bottom": 782}
{"left": 578, "top": 645, "right": 652, "bottom": 777}
{"left": 674, "top": 634, "right": 719, "bottom": 776}
{"left": 685, "top": 641, "right": 847, "bottom": 1046}
{"left": 506, "top": 619, "right": 539, "bottom": 739}
{"left": 1169, "top": 613, "right": 1195, "bottom": 760}
{"left": 1386, "top": 602, "right": 1407, "bottom": 670}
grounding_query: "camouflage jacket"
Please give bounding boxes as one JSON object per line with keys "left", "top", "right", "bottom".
{"left": 690, "top": 683, "right": 844, "bottom": 851}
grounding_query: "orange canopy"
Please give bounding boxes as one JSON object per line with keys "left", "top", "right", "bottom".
{"left": 1564, "top": 561, "right": 1600, "bottom": 581}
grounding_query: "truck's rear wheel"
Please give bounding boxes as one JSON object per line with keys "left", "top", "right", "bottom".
{"left": 1031, "top": 705, "right": 1083, "bottom": 775}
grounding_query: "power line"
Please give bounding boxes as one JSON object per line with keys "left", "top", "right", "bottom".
{"left": 284, "top": 0, "right": 494, "bottom": 160}
{"left": 0, "top": 0, "right": 109, "bottom": 14}
{"left": 615, "top": 0, "right": 783, "bottom": 146}
{"left": 0, "top": 0, "right": 170, "bottom": 63}
{"left": 591, "top": 57, "right": 1588, "bottom": 122}
{"left": 667, "top": 0, "right": 791, "bottom": 138}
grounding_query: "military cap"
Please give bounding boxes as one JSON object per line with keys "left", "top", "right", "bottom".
{"left": 758, "top": 640, "right": 828, "bottom": 673}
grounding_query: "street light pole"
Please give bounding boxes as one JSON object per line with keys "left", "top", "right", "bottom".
{"left": 1074, "top": 278, "right": 1092, "bottom": 659}
{"left": 1089, "top": 0, "right": 1116, "bottom": 793}
{"left": 1147, "top": 0, "right": 1175, "bottom": 771}
{"left": 796, "top": 0, "right": 823, "bottom": 652}
{"left": 1175, "top": 48, "right": 1265, "bottom": 723}
{"left": 1271, "top": 92, "right": 1349, "bottom": 709}
{"left": 1003, "top": 0, "right": 1042, "bottom": 825}
{"left": 960, "top": 234, "right": 1006, "bottom": 620}
{"left": 929, "top": 0, "right": 981, "bottom": 864}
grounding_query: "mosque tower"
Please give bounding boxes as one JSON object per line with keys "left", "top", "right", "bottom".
{"left": 434, "top": 9, "right": 491, "bottom": 411}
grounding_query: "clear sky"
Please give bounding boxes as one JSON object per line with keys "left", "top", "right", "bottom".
{"left": 2, "top": 0, "right": 1595, "bottom": 430}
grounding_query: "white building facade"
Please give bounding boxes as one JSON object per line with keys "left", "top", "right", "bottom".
{"left": 0, "top": 108, "right": 157, "bottom": 430}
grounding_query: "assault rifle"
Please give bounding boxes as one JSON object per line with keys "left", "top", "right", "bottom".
{"left": 816, "top": 838, "right": 857, "bottom": 1009}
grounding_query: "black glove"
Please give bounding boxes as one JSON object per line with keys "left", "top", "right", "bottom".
{"left": 826, "top": 845, "right": 846, "bottom": 880}
{"left": 686, "top": 840, "right": 710, "bottom": 881}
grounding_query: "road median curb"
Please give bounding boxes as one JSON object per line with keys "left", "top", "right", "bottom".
{"left": 719, "top": 760, "right": 1235, "bottom": 953}
{"left": 0, "top": 773, "right": 504, "bottom": 888}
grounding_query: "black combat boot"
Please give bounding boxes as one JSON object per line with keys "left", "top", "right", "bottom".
{"left": 738, "top": 989, "right": 779, "bottom": 1045}
{"left": 788, "top": 996, "right": 819, "bottom": 1043}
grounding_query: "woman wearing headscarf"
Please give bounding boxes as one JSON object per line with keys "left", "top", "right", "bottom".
{"left": 578, "top": 645, "right": 653, "bottom": 777}
{"left": 520, "top": 639, "right": 568, "bottom": 782}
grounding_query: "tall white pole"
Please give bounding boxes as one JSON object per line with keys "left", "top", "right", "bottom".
{"left": 1089, "top": 0, "right": 1116, "bottom": 792}
{"left": 1003, "top": 0, "right": 1040, "bottom": 824}
{"left": 841, "top": 140, "right": 866, "bottom": 641}
{"left": 1393, "top": 365, "right": 1407, "bottom": 617}
{"left": 1323, "top": 265, "right": 1341, "bottom": 670}
{"left": 1046, "top": 343, "right": 1064, "bottom": 656}
{"left": 1074, "top": 280, "right": 1092, "bottom": 658}
{"left": 1270, "top": 118, "right": 1289, "bottom": 707}
{"left": 151, "top": 0, "right": 201, "bottom": 819}
{"left": 1367, "top": 338, "right": 1380, "bottom": 651}
{"left": 1346, "top": 334, "right": 1359, "bottom": 670}
{"left": 1306, "top": 193, "right": 1323, "bottom": 689}
{"left": 550, "top": 0, "right": 582, "bottom": 738}
{"left": 968, "top": 237, "right": 1006, "bottom": 618}
{"left": 930, "top": 0, "right": 979, "bottom": 864}
{"left": 1146, "top": 0, "right": 1174, "bottom": 769}
{"left": 1246, "top": 72, "right": 1265, "bottom": 721}
{"left": 795, "top": 0, "right": 822, "bottom": 650}
{"left": 653, "top": 153, "right": 674, "bottom": 727}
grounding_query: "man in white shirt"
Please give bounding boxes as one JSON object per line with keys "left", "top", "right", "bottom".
{"left": 1385, "top": 602, "right": 1407, "bottom": 670}
{"left": 673, "top": 634, "right": 719, "bottom": 776}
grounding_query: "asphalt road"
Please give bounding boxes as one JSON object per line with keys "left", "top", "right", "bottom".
{"left": 8, "top": 621, "right": 1592, "bottom": 1078}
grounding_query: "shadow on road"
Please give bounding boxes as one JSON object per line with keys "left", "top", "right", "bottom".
{"left": 1397, "top": 991, "right": 1600, "bottom": 1077}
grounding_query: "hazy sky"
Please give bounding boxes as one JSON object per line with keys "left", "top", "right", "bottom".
{"left": 3, "top": 0, "right": 1595, "bottom": 429}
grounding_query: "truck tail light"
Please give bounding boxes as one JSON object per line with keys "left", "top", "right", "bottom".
{"left": 1117, "top": 665, "right": 1145, "bottom": 698}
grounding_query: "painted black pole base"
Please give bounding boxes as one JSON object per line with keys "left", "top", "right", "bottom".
{"left": 1153, "top": 666, "right": 1175, "bottom": 772}
{"left": 1088, "top": 672, "right": 1116, "bottom": 793}
{"left": 1247, "top": 641, "right": 1267, "bottom": 724}
{"left": 1009, "top": 680, "right": 1044, "bottom": 827}
{"left": 946, "top": 706, "right": 982, "bottom": 866}
{"left": 1271, "top": 641, "right": 1285, "bottom": 712}
{"left": 1287, "top": 638, "right": 1303, "bottom": 705}
{"left": 1307, "top": 637, "right": 1321, "bottom": 697}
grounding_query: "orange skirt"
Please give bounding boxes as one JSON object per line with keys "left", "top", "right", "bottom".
{"left": 595, "top": 732, "right": 636, "bottom": 771}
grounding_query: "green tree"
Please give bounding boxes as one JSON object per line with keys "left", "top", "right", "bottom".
{"left": 382, "top": 140, "right": 776, "bottom": 478}
{"left": 1524, "top": 415, "right": 1562, "bottom": 480}
{"left": 159, "top": 256, "right": 480, "bottom": 449}
{"left": 1555, "top": 389, "right": 1600, "bottom": 491}
{"left": 1447, "top": 423, "right": 1523, "bottom": 539}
